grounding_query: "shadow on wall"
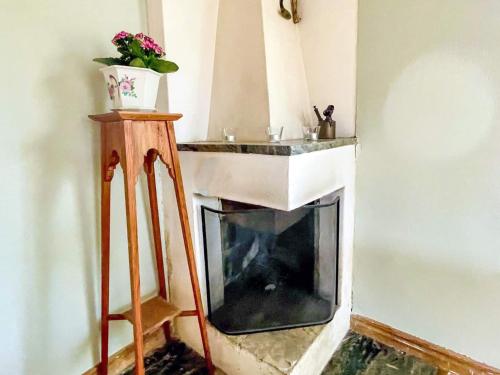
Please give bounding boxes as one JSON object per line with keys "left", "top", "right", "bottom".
{"left": 21, "top": 49, "right": 104, "bottom": 373}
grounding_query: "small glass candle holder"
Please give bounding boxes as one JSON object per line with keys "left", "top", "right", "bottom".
{"left": 223, "top": 127, "right": 236, "bottom": 142}
{"left": 266, "top": 126, "right": 284, "bottom": 143}
{"left": 302, "top": 126, "right": 320, "bottom": 141}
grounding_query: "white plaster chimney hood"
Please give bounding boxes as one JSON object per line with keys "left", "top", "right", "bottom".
{"left": 207, "top": 0, "right": 312, "bottom": 141}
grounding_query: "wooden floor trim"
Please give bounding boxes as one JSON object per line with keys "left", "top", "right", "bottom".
{"left": 82, "top": 328, "right": 166, "bottom": 375}
{"left": 351, "top": 315, "right": 500, "bottom": 375}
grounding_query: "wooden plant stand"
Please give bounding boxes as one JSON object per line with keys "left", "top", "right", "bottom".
{"left": 89, "top": 111, "right": 214, "bottom": 375}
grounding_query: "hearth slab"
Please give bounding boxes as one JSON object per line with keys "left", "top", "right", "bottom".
{"left": 174, "top": 305, "right": 350, "bottom": 375}
{"left": 225, "top": 325, "right": 323, "bottom": 373}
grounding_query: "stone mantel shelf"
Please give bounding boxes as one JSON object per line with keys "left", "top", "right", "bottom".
{"left": 177, "top": 137, "right": 357, "bottom": 156}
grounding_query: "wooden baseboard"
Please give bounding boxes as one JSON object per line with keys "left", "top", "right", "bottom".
{"left": 351, "top": 315, "right": 500, "bottom": 375}
{"left": 82, "top": 328, "right": 166, "bottom": 375}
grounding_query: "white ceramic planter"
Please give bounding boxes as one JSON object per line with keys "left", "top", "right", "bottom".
{"left": 100, "top": 65, "right": 162, "bottom": 111}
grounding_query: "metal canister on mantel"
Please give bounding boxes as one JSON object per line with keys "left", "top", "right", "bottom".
{"left": 314, "top": 105, "right": 336, "bottom": 139}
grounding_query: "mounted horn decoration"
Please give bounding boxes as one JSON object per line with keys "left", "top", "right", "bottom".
{"left": 279, "top": 0, "right": 301, "bottom": 23}
{"left": 291, "top": 0, "right": 301, "bottom": 23}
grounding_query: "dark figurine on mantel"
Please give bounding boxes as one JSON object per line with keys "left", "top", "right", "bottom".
{"left": 314, "top": 105, "right": 336, "bottom": 139}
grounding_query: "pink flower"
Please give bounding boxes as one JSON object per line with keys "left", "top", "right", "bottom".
{"left": 143, "top": 39, "right": 156, "bottom": 50}
{"left": 112, "top": 31, "right": 131, "bottom": 45}
{"left": 134, "top": 32, "right": 165, "bottom": 56}
{"left": 154, "top": 45, "right": 165, "bottom": 56}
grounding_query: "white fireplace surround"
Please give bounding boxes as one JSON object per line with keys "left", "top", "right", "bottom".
{"left": 165, "top": 144, "right": 356, "bottom": 375}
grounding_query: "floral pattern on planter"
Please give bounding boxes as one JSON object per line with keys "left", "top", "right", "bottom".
{"left": 106, "top": 74, "right": 137, "bottom": 100}
{"left": 119, "top": 75, "right": 137, "bottom": 97}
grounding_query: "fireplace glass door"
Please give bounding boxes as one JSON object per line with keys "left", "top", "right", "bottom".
{"left": 201, "top": 195, "right": 340, "bottom": 334}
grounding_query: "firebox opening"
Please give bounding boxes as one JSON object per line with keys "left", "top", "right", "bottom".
{"left": 201, "top": 193, "right": 341, "bottom": 335}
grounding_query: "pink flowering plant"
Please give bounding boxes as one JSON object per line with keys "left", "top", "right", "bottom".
{"left": 94, "top": 31, "right": 178, "bottom": 73}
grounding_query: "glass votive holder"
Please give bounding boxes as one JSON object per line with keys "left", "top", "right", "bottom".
{"left": 223, "top": 127, "right": 236, "bottom": 142}
{"left": 266, "top": 126, "right": 284, "bottom": 143}
{"left": 302, "top": 126, "right": 320, "bottom": 141}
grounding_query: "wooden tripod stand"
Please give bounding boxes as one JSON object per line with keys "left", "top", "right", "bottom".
{"left": 89, "top": 111, "right": 214, "bottom": 375}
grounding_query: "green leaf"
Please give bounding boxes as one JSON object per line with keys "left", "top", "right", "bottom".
{"left": 129, "top": 39, "right": 145, "bottom": 58}
{"left": 129, "top": 57, "right": 146, "bottom": 68}
{"left": 93, "top": 57, "right": 123, "bottom": 66}
{"left": 149, "top": 59, "right": 179, "bottom": 73}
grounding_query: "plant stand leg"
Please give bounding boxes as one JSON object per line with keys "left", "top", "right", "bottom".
{"left": 123, "top": 173, "right": 145, "bottom": 375}
{"left": 145, "top": 154, "right": 171, "bottom": 341}
{"left": 166, "top": 123, "right": 214, "bottom": 375}
{"left": 100, "top": 177, "right": 112, "bottom": 375}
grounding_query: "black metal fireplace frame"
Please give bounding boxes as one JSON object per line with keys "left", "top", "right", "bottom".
{"left": 201, "top": 197, "right": 341, "bottom": 335}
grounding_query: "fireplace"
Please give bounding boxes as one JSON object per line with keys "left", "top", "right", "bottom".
{"left": 170, "top": 140, "right": 355, "bottom": 374}
{"left": 201, "top": 192, "right": 340, "bottom": 335}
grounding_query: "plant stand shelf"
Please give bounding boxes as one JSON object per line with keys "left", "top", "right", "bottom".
{"left": 122, "top": 297, "right": 181, "bottom": 336}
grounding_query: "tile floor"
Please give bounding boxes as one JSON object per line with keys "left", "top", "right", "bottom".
{"left": 322, "top": 331, "right": 437, "bottom": 375}
{"left": 122, "top": 340, "right": 208, "bottom": 375}
{"left": 122, "top": 331, "right": 437, "bottom": 375}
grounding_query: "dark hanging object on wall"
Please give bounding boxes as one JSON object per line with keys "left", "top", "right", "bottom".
{"left": 314, "top": 105, "right": 336, "bottom": 139}
{"left": 279, "top": 0, "right": 292, "bottom": 20}
{"left": 291, "top": 0, "right": 301, "bottom": 23}
{"left": 279, "top": 0, "right": 301, "bottom": 23}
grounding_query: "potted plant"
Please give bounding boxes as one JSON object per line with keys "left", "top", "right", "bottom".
{"left": 94, "top": 31, "right": 178, "bottom": 111}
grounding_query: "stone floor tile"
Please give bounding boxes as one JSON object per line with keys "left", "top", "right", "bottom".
{"left": 321, "top": 331, "right": 438, "bottom": 375}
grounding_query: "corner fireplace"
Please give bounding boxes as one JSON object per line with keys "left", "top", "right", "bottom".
{"left": 201, "top": 193, "right": 340, "bottom": 335}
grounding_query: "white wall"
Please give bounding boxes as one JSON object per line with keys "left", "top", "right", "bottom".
{"left": 354, "top": 0, "right": 500, "bottom": 368}
{"left": 0, "top": 1, "right": 163, "bottom": 373}
{"left": 299, "top": 0, "right": 358, "bottom": 137}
